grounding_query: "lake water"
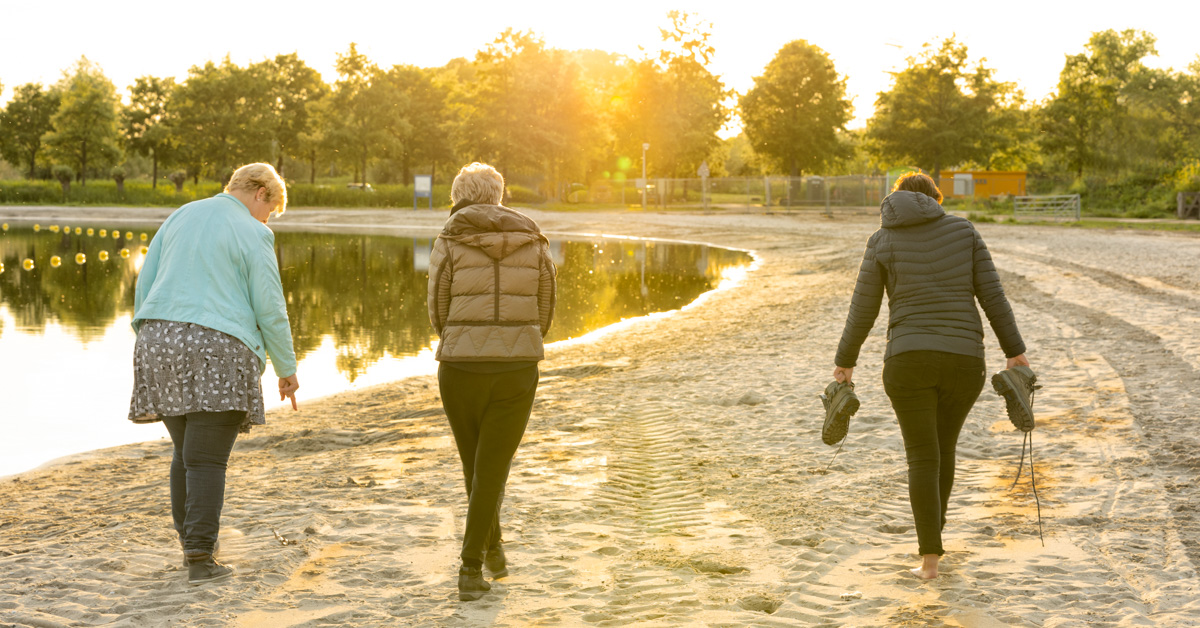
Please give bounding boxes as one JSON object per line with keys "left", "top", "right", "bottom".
{"left": 0, "top": 221, "right": 751, "bottom": 476}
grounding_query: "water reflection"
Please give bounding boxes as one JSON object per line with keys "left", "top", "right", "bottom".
{"left": 0, "top": 223, "right": 749, "bottom": 476}
{"left": 1, "top": 226, "right": 750, "bottom": 380}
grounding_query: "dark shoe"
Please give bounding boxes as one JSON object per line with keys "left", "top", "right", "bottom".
{"left": 819, "top": 381, "right": 859, "bottom": 445}
{"left": 484, "top": 544, "right": 508, "bottom": 579}
{"left": 458, "top": 565, "right": 491, "bottom": 601}
{"left": 992, "top": 366, "right": 1040, "bottom": 432}
{"left": 187, "top": 552, "right": 235, "bottom": 585}
{"left": 180, "top": 538, "right": 220, "bottom": 568}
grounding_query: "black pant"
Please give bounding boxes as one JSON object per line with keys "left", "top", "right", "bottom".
{"left": 882, "top": 351, "right": 985, "bottom": 556}
{"left": 438, "top": 364, "right": 538, "bottom": 563}
{"left": 162, "top": 410, "right": 244, "bottom": 554}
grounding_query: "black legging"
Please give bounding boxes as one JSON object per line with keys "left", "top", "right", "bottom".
{"left": 162, "top": 410, "right": 245, "bottom": 555}
{"left": 438, "top": 364, "right": 538, "bottom": 563}
{"left": 882, "top": 351, "right": 985, "bottom": 556}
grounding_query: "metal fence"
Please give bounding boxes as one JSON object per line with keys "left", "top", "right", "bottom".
{"left": 584, "top": 175, "right": 888, "bottom": 210}
{"left": 1013, "top": 194, "right": 1081, "bottom": 221}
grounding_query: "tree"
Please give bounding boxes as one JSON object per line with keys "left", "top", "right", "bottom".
{"left": 866, "top": 38, "right": 1013, "bottom": 180}
{"left": 611, "top": 12, "right": 727, "bottom": 185}
{"left": 1040, "top": 30, "right": 1161, "bottom": 179}
{"left": 122, "top": 76, "right": 175, "bottom": 188}
{"left": 740, "top": 40, "right": 852, "bottom": 176}
{"left": 251, "top": 53, "right": 328, "bottom": 176}
{"left": 323, "top": 43, "right": 390, "bottom": 184}
{"left": 0, "top": 83, "right": 60, "bottom": 178}
{"left": 458, "top": 29, "right": 599, "bottom": 196}
{"left": 377, "top": 65, "right": 453, "bottom": 183}
{"left": 169, "top": 58, "right": 272, "bottom": 180}
{"left": 43, "top": 58, "right": 122, "bottom": 185}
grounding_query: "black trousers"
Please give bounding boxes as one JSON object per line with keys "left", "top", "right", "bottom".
{"left": 438, "top": 364, "right": 539, "bottom": 563}
{"left": 162, "top": 410, "right": 245, "bottom": 554}
{"left": 882, "top": 351, "right": 985, "bottom": 556}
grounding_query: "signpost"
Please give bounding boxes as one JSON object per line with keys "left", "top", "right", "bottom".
{"left": 414, "top": 175, "right": 433, "bottom": 210}
{"left": 698, "top": 161, "right": 710, "bottom": 211}
{"left": 641, "top": 143, "right": 650, "bottom": 211}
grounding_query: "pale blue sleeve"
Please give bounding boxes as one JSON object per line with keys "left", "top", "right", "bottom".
{"left": 246, "top": 230, "right": 297, "bottom": 377}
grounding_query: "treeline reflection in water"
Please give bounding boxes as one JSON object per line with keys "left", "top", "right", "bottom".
{"left": 0, "top": 224, "right": 751, "bottom": 381}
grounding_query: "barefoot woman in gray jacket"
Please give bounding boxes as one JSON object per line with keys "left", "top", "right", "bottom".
{"left": 833, "top": 173, "right": 1030, "bottom": 579}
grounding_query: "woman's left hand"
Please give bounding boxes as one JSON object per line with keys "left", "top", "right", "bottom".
{"left": 279, "top": 375, "right": 300, "bottom": 410}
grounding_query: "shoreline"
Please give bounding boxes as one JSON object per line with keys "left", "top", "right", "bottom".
{"left": 0, "top": 206, "right": 760, "bottom": 480}
{"left": 4, "top": 209, "right": 1200, "bottom": 625}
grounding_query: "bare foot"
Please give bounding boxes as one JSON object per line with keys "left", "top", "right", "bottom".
{"left": 910, "top": 554, "right": 939, "bottom": 579}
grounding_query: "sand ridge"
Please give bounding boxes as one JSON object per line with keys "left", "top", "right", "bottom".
{"left": 2, "top": 208, "right": 1200, "bottom": 625}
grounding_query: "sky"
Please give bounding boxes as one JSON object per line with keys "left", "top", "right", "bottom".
{"left": 0, "top": 0, "right": 1196, "bottom": 132}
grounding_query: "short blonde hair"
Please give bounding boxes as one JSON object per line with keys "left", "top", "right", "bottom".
{"left": 225, "top": 162, "right": 288, "bottom": 215}
{"left": 450, "top": 162, "right": 505, "bottom": 206}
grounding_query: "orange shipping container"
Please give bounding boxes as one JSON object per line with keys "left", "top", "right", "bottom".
{"left": 938, "top": 171, "right": 1026, "bottom": 199}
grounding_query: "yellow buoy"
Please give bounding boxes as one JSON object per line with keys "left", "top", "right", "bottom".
{"left": 50, "top": 255, "right": 62, "bottom": 268}
{"left": 140, "top": 245, "right": 149, "bottom": 255}
{"left": 119, "top": 248, "right": 130, "bottom": 259}
{"left": 86, "top": 228, "right": 94, "bottom": 236}
{"left": 23, "top": 258, "right": 34, "bottom": 270}
{"left": 99, "top": 250, "right": 110, "bottom": 262}
{"left": 74, "top": 227, "right": 82, "bottom": 235}
{"left": 140, "top": 233, "right": 148, "bottom": 241}
{"left": 75, "top": 252, "right": 86, "bottom": 265}
{"left": 33, "top": 224, "right": 41, "bottom": 232}
{"left": 49, "top": 225, "right": 60, "bottom": 233}
{"left": 99, "top": 229, "right": 107, "bottom": 237}
{"left": 125, "top": 231, "right": 133, "bottom": 240}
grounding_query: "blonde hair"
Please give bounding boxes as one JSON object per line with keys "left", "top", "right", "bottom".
{"left": 450, "top": 162, "right": 505, "bottom": 206}
{"left": 225, "top": 162, "right": 288, "bottom": 215}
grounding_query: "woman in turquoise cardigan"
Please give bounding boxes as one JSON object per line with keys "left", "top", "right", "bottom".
{"left": 128, "top": 162, "right": 300, "bottom": 586}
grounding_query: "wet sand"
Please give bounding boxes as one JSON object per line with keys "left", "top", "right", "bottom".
{"left": 3, "top": 207, "right": 1200, "bottom": 626}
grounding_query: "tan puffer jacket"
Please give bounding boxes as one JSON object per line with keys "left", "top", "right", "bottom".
{"left": 427, "top": 204, "right": 557, "bottom": 362}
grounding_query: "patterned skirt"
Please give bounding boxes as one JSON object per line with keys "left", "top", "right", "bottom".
{"left": 128, "top": 320, "right": 265, "bottom": 432}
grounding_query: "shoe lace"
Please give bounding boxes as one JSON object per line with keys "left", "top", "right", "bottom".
{"left": 1009, "top": 385, "right": 1044, "bottom": 547}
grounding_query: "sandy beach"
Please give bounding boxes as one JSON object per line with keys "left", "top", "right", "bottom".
{"left": 3, "top": 207, "right": 1200, "bottom": 626}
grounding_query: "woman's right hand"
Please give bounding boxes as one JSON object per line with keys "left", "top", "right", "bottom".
{"left": 1006, "top": 354, "right": 1030, "bottom": 370}
{"left": 279, "top": 374, "right": 300, "bottom": 410}
{"left": 833, "top": 366, "right": 854, "bottom": 384}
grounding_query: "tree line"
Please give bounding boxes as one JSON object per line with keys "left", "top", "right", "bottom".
{"left": 0, "top": 20, "right": 1197, "bottom": 205}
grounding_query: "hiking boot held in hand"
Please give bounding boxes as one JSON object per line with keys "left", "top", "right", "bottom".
{"left": 186, "top": 552, "right": 234, "bottom": 586}
{"left": 485, "top": 543, "right": 508, "bottom": 579}
{"left": 458, "top": 565, "right": 491, "bottom": 601}
{"left": 992, "top": 366, "right": 1039, "bottom": 432}
{"left": 820, "top": 381, "right": 859, "bottom": 446}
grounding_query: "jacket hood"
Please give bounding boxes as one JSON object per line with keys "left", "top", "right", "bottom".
{"left": 880, "top": 190, "right": 946, "bottom": 228}
{"left": 441, "top": 203, "right": 548, "bottom": 260}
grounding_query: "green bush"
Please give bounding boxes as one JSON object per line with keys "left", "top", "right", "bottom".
{"left": 507, "top": 184, "right": 546, "bottom": 204}
{"left": 0, "top": 179, "right": 452, "bottom": 208}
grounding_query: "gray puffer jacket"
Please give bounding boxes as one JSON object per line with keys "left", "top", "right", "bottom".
{"left": 428, "top": 203, "right": 557, "bottom": 362}
{"left": 835, "top": 190, "right": 1025, "bottom": 367}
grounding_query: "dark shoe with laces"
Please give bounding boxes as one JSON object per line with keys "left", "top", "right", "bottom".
{"left": 458, "top": 565, "right": 491, "bottom": 601}
{"left": 484, "top": 544, "right": 508, "bottom": 579}
{"left": 992, "top": 366, "right": 1039, "bottom": 432}
{"left": 186, "top": 552, "right": 234, "bottom": 585}
{"left": 819, "top": 381, "right": 859, "bottom": 446}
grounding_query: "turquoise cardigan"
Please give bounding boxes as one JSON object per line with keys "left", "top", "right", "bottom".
{"left": 133, "top": 193, "right": 298, "bottom": 377}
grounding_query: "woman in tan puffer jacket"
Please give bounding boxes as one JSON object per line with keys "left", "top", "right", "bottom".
{"left": 427, "top": 162, "right": 557, "bottom": 601}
